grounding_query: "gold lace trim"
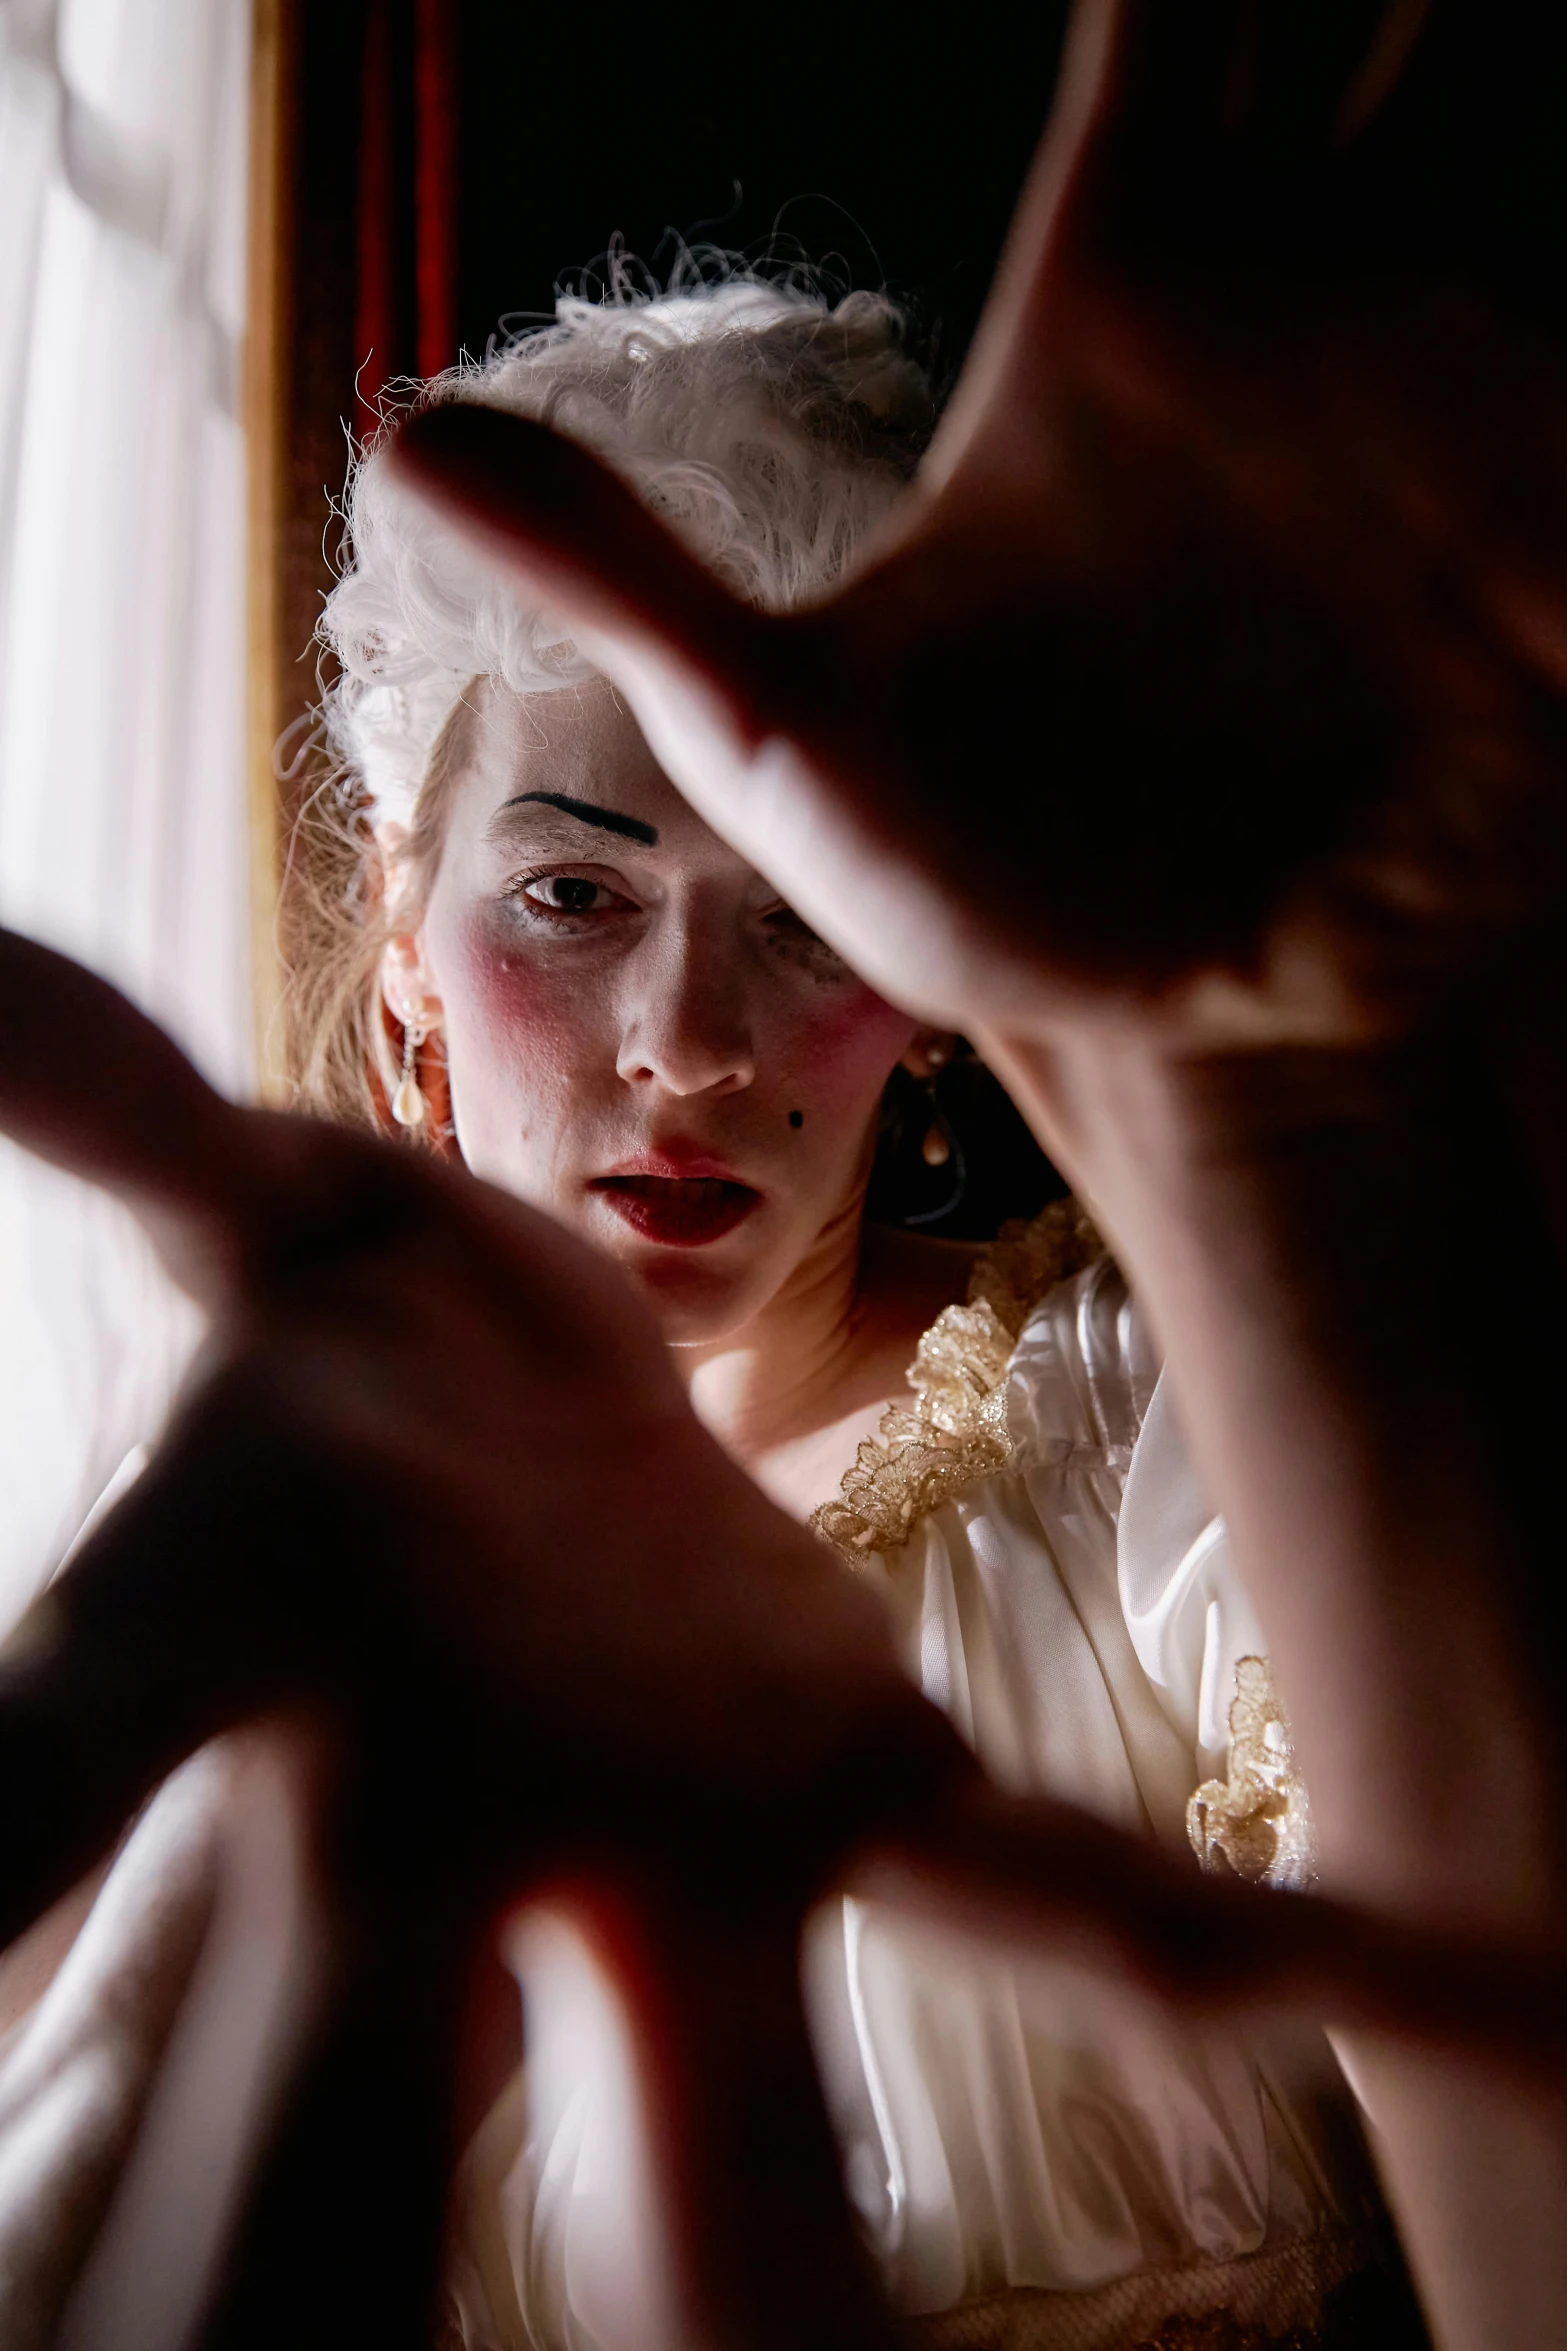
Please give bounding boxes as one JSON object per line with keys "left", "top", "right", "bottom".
{"left": 812, "top": 1199, "right": 1104, "bottom": 1565}
{"left": 1134, "top": 2319, "right": 1318, "bottom": 2349}
{"left": 909, "top": 2219, "right": 1399, "bottom": 2350}
{"left": 1187, "top": 1657, "right": 1315, "bottom": 1892}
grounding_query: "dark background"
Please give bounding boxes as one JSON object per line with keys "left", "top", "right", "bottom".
{"left": 276, "top": 0, "right": 1567, "bottom": 1233}
{"left": 383, "top": 3, "right": 1567, "bottom": 384}
{"left": 451, "top": 7, "right": 1073, "bottom": 386}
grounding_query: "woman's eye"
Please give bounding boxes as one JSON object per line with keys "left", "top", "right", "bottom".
{"left": 518, "top": 873, "right": 622, "bottom": 915}
{"left": 763, "top": 902, "right": 827, "bottom": 948}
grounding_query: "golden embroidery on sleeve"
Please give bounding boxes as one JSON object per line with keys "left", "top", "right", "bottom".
{"left": 1187, "top": 1656, "right": 1315, "bottom": 1892}
{"left": 812, "top": 1198, "right": 1103, "bottom": 1564}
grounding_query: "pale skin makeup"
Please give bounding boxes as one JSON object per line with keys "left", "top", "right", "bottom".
{"left": 384, "top": 675, "right": 977, "bottom": 1515}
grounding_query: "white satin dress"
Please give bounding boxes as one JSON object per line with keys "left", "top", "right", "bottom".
{"left": 443, "top": 1218, "right": 1398, "bottom": 2351}
{"left": 0, "top": 1214, "right": 1401, "bottom": 2351}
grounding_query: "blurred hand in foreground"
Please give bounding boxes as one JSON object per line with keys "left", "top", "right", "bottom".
{"left": 13, "top": 5, "right": 1567, "bottom": 2345}
{"left": 391, "top": 0, "right": 1567, "bottom": 1061}
{"left": 381, "top": 9, "right": 1567, "bottom": 2340}
{"left": 2, "top": 925, "right": 1562, "bottom": 2351}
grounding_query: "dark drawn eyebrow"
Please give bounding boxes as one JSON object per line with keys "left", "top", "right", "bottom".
{"left": 500, "top": 791, "right": 658, "bottom": 846}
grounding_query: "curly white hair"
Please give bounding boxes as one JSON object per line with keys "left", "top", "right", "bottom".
{"left": 319, "top": 277, "right": 936, "bottom": 828}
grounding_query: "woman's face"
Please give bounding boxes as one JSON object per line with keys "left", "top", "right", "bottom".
{"left": 405, "top": 678, "right": 919, "bottom": 1343}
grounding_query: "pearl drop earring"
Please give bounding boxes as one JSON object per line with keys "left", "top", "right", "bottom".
{"left": 392, "top": 1007, "right": 431, "bottom": 1129}
{"left": 920, "top": 1038, "right": 951, "bottom": 1166}
{"left": 921, "top": 1101, "right": 952, "bottom": 1167}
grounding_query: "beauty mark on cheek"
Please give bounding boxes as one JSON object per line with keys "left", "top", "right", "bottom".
{"left": 788, "top": 1110, "right": 804, "bottom": 1130}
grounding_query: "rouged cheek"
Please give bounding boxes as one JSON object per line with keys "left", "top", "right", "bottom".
{"left": 773, "top": 982, "right": 917, "bottom": 1114}
{"left": 437, "top": 915, "right": 622, "bottom": 1148}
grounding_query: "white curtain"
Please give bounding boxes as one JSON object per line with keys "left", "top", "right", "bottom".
{"left": 0, "top": 0, "right": 253, "bottom": 1623}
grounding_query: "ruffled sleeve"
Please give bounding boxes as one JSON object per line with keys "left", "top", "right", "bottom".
{"left": 797, "top": 1223, "right": 1346, "bottom": 2311}
{"left": 1118, "top": 1376, "right": 1314, "bottom": 1890}
{"left": 1117, "top": 1374, "right": 1267, "bottom": 1788}
{"left": 815, "top": 1209, "right": 1313, "bottom": 1883}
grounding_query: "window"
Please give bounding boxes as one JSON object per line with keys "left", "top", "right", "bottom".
{"left": 0, "top": 0, "right": 252, "bottom": 1613}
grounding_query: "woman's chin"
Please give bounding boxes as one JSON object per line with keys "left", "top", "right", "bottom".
{"left": 617, "top": 1245, "right": 778, "bottom": 1350}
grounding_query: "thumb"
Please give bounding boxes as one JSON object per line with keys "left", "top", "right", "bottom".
{"left": 862, "top": 1778, "right": 1567, "bottom": 2079}
{"left": 0, "top": 926, "right": 264, "bottom": 1300}
{"left": 0, "top": 929, "right": 233, "bottom": 1189}
{"left": 386, "top": 405, "right": 911, "bottom": 1008}
{"left": 388, "top": 403, "right": 807, "bottom": 753}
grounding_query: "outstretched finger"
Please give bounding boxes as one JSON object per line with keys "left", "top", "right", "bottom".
{"left": 391, "top": 404, "right": 799, "bottom": 742}
{"left": 190, "top": 1833, "right": 480, "bottom": 2349}
{"left": 862, "top": 1779, "right": 1567, "bottom": 2080}
{"left": 0, "top": 927, "right": 251, "bottom": 1238}
{"left": 384, "top": 405, "right": 968, "bottom": 1017}
{"left": 0, "top": 924, "right": 469, "bottom": 1327}
{"left": 58, "top": 1726, "right": 483, "bottom": 2351}
{"left": 0, "top": 1370, "right": 368, "bottom": 1957}
{"left": 385, "top": 403, "right": 864, "bottom": 898}
{"left": 576, "top": 1877, "right": 906, "bottom": 2351}
{"left": 958, "top": 0, "right": 1434, "bottom": 436}
{"left": 1071, "top": 0, "right": 1427, "bottom": 186}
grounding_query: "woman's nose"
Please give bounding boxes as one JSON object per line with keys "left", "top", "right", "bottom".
{"left": 615, "top": 929, "right": 757, "bottom": 1099}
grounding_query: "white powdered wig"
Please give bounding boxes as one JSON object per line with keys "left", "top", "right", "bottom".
{"left": 319, "top": 278, "right": 935, "bottom": 828}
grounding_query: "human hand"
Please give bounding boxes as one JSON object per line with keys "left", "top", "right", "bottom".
{"left": 0, "top": 920, "right": 947, "bottom": 2350}
{"left": 6, "top": 924, "right": 1567, "bottom": 2351}
{"left": 389, "top": 0, "right": 1567, "bottom": 1063}
{"left": 364, "top": 20, "right": 1567, "bottom": 2337}
{"left": 0, "top": 930, "right": 948, "bottom": 1898}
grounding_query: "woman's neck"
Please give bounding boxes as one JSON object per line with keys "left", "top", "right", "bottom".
{"left": 674, "top": 1206, "right": 978, "bottom": 1508}
{"left": 676, "top": 1198, "right": 869, "bottom": 1465}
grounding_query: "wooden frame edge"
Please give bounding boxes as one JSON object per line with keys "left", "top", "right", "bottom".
{"left": 243, "top": 0, "right": 295, "bottom": 1103}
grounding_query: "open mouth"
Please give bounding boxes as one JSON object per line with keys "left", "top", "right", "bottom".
{"left": 590, "top": 1174, "right": 761, "bottom": 1248}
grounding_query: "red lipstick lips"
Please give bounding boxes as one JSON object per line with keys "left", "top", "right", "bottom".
{"left": 590, "top": 1151, "right": 761, "bottom": 1248}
